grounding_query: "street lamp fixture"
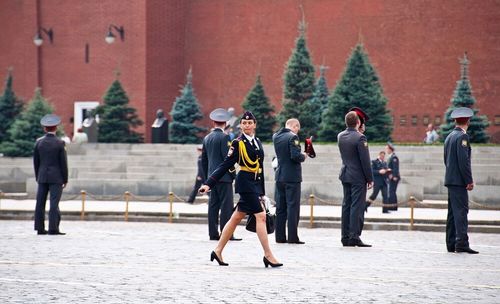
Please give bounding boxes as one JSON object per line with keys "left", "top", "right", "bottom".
{"left": 105, "top": 25, "right": 125, "bottom": 44}
{"left": 33, "top": 28, "right": 54, "bottom": 46}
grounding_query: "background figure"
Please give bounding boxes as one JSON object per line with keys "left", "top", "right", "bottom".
{"left": 72, "top": 128, "right": 88, "bottom": 144}
{"left": 424, "top": 123, "right": 439, "bottom": 144}
{"left": 338, "top": 110, "right": 373, "bottom": 247}
{"left": 444, "top": 107, "right": 478, "bottom": 254}
{"left": 273, "top": 118, "right": 307, "bottom": 244}
{"left": 367, "top": 151, "right": 390, "bottom": 213}
{"left": 34, "top": 114, "right": 68, "bottom": 235}
{"left": 187, "top": 146, "right": 205, "bottom": 203}
{"left": 201, "top": 108, "right": 239, "bottom": 241}
{"left": 386, "top": 143, "right": 400, "bottom": 211}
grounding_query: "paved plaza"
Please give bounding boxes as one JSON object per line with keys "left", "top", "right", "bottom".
{"left": 1, "top": 220, "right": 499, "bottom": 303}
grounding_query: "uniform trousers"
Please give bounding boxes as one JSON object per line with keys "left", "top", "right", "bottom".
{"left": 446, "top": 185, "right": 469, "bottom": 250}
{"left": 388, "top": 178, "right": 399, "bottom": 211}
{"left": 341, "top": 182, "right": 367, "bottom": 242}
{"left": 275, "top": 182, "right": 301, "bottom": 242}
{"left": 34, "top": 183, "right": 63, "bottom": 232}
{"left": 208, "top": 182, "right": 234, "bottom": 238}
{"left": 369, "top": 180, "right": 388, "bottom": 212}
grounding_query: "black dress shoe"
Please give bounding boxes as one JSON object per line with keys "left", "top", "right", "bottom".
{"left": 209, "top": 236, "right": 220, "bottom": 241}
{"left": 349, "top": 239, "right": 372, "bottom": 247}
{"left": 382, "top": 210, "right": 390, "bottom": 214}
{"left": 263, "top": 256, "right": 283, "bottom": 268}
{"left": 447, "top": 248, "right": 455, "bottom": 253}
{"left": 48, "top": 231, "right": 66, "bottom": 235}
{"left": 210, "top": 251, "right": 228, "bottom": 266}
{"left": 229, "top": 236, "right": 242, "bottom": 241}
{"left": 37, "top": 230, "right": 48, "bottom": 235}
{"left": 456, "top": 247, "right": 479, "bottom": 254}
{"left": 276, "top": 239, "right": 287, "bottom": 244}
{"left": 288, "top": 240, "right": 305, "bottom": 244}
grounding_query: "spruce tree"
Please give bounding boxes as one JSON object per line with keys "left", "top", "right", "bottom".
{"left": 169, "top": 68, "right": 205, "bottom": 143}
{"left": 0, "top": 88, "right": 53, "bottom": 157}
{"left": 0, "top": 69, "right": 24, "bottom": 143}
{"left": 277, "top": 20, "right": 316, "bottom": 140}
{"left": 440, "top": 53, "right": 489, "bottom": 143}
{"left": 93, "top": 78, "right": 144, "bottom": 143}
{"left": 319, "top": 43, "right": 392, "bottom": 142}
{"left": 309, "top": 65, "right": 330, "bottom": 138}
{"left": 242, "top": 75, "right": 276, "bottom": 142}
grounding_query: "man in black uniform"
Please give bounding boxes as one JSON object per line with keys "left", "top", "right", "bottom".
{"left": 444, "top": 107, "right": 478, "bottom": 254}
{"left": 367, "top": 151, "right": 390, "bottom": 213}
{"left": 338, "top": 110, "right": 373, "bottom": 247}
{"left": 386, "top": 142, "right": 400, "bottom": 211}
{"left": 34, "top": 114, "right": 68, "bottom": 235}
{"left": 201, "top": 108, "right": 240, "bottom": 241}
{"left": 273, "top": 118, "right": 308, "bottom": 244}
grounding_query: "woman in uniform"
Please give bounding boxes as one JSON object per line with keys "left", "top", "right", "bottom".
{"left": 199, "top": 111, "right": 282, "bottom": 268}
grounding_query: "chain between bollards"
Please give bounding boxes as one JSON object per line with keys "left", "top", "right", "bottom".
{"left": 80, "top": 190, "right": 86, "bottom": 220}
{"left": 169, "top": 192, "right": 174, "bottom": 223}
{"left": 409, "top": 196, "right": 415, "bottom": 229}
{"left": 309, "top": 194, "right": 315, "bottom": 228}
{"left": 124, "top": 191, "right": 130, "bottom": 221}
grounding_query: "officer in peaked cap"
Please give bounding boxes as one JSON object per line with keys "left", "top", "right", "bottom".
{"left": 444, "top": 107, "right": 478, "bottom": 254}
{"left": 385, "top": 142, "right": 400, "bottom": 212}
{"left": 34, "top": 114, "right": 68, "bottom": 235}
{"left": 201, "top": 108, "right": 240, "bottom": 241}
{"left": 349, "top": 107, "right": 369, "bottom": 133}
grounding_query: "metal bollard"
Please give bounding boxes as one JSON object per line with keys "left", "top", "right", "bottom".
{"left": 80, "top": 190, "right": 86, "bottom": 220}
{"left": 309, "top": 194, "right": 315, "bottom": 228}
{"left": 169, "top": 192, "right": 174, "bottom": 223}
{"left": 409, "top": 196, "right": 415, "bottom": 230}
{"left": 124, "top": 191, "right": 130, "bottom": 221}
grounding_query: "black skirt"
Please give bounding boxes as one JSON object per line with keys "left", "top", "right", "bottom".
{"left": 236, "top": 192, "right": 264, "bottom": 214}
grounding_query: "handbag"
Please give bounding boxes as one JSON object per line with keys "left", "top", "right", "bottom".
{"left": 245, "top": 198, "right": 275, "bottom": 234}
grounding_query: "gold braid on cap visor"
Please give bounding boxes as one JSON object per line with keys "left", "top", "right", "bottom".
{"left": 238, "top": 140, "right": 260, "bottom": 179}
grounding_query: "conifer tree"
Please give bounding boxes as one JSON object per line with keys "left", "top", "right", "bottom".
{"left": 0, "top": 69, "right": 24, "bottom": 143}
{"left": 440, "top": 53, "right": 489, "bottom": 143}
{"left": 277, "top": 20, "right": 316, "bottom": 140}
{"left": 0, "top": 88, "right": 53, "bottom": 157}
{"left": 319, "top": 43, "right": 392, "bottom": 142}
{"left": 242, "top": 75, "right": 276, "bottom": 141}
{"left": 93, "top": 77, "right": 144, "bottom": 143}
{"left": 309, "top": 65, "right": 330, "bottom": 138}
{"left": 169, "top": 68, "right": 205, "bottom": 143}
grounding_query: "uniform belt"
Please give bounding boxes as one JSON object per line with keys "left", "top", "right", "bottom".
{"left": 239, "top": 166, "right": 262, "bottom": 174}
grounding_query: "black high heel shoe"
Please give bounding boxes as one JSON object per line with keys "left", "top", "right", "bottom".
{"left": 210, "top": 251, "right": 228, "bottom": 266}
{"left": 263, "top": 256, "right": 283, "bottom": 268}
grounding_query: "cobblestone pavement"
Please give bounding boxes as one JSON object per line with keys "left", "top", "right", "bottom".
{"left": 1, "top": 220, "right": 499, "bottom": 303}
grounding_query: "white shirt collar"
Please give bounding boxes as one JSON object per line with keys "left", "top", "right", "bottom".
{"left": 243, "top": 132, "right": 255, "bottom": 142}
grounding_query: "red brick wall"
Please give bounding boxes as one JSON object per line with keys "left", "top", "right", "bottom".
{"left": 1, "top": 0, "right": 499, "bottom": 142}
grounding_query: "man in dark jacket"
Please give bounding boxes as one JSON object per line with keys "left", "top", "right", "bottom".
{"left": 338, "top": 110, "right": 373, "bottom": 247}
{"left": 367, "top": 151, "right": 390, "bottom": 213}
{"left": 386, "top": 143, "right": 400, "bottom": 211}
{"left": 34, "top": 114, "right": 68, "bottom": 235}
{"left": 273, "top": 118, "right": 308, "bottom": 244}
{"left": 201, "top": 108, "right": 240, "bottom": 241}
{"left": 444, "top": 107, "right": 478, "bottom": 254}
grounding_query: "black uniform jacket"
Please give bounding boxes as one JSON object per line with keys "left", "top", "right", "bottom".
{"left": 337, "top": 127, "right": 373, "bottom": 184}
{"left": 444, "top": 127, "right": 473, "bottom": 187}
{"left": 205, "top": 134, "right": 265, "bottom": 195}
{"left": 201, "top": 128, "right": 234, "bottom": 183}
{"left": 387, "top": 153, "right": 400, "bottom": 178}
{"left": 273, "top": 127, "right": 305, "bottom": 183}
{"left": 372, "top": 158, "right": 388, "bottom": 185}
{"left": 33, "top": 133, "right": 68, "bottom": 184}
